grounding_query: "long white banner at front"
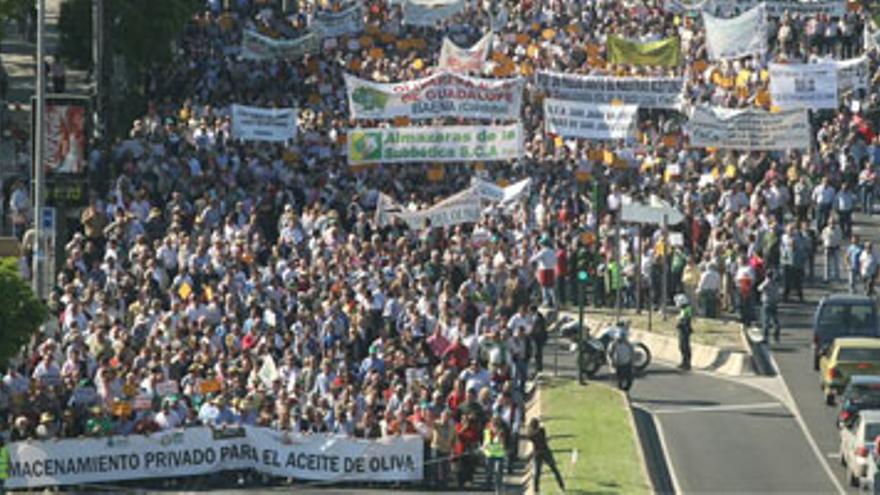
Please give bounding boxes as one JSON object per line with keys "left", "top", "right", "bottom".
{"left": 543, "top": 99, "right": 638, "bottom": 140}
{"left": 687, "top": 105, "right": 810, "bottom": 150}
{"left": 769, "top": 62, "right": 838, "bottom": 109}
{"left": 345, "top": 71, "right": 523, "bottom": 120}
{"left": 376, "top": 192, "right": 482, "bottom": 229}
{"left": 6, "top": 427, "right": 423, "bottom": 488}
{"left": 348, "top": 124, "right": 523, "bottom": 164}
{"left": 534, "top": 71, "right": 684, "bottom": 109}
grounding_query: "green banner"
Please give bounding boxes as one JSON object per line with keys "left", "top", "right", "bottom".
{"left": 607, "top": 36, "right": 681, "bottom": 67}
{"left": 347, "top": 124, "right": 523, "bottom": 165}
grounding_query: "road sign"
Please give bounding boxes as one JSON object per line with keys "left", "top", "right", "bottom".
{"left": 620, "top": 202, "right": 684, "bottom": 226}
{"left": 41, "top": 207, "right": 55, "bottom": 231}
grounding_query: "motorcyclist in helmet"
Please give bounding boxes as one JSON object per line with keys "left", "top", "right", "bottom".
{"left": 607, "top": 326, "right": 635, "bottom": 391}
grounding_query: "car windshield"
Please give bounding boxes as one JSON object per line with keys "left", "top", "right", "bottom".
{"left": 865, "top": 423, "right": 880, "bottom": 441}
{"left": 838, "top": 348, "right": 880, "bottom": 362}
{"left": 818, "top": 304, "right": 878, "bottom": 336}
{"left": 848, "top": 386, "right": 880, "bottom": 407}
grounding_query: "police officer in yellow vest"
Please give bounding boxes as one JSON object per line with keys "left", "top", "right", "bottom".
{"left": 483, "top": 416, "right": 507, "bottom": 494}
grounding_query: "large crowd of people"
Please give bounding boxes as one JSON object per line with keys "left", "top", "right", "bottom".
{"left": 2, "top": 0, "right": 880, "bottom": 489}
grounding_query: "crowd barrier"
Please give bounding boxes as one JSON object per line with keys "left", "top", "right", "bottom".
{"left": 6, "top": 426, "right": 424, "bottom": 489}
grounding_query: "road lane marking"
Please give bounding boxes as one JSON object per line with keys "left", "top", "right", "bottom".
{"left": 767, "top": 350, "right": 846, "bottom": 494}
{"left": 652, "top": 401, "right": 783, "bottom": 415}
{"left": 652, "top": 414, "right": 682, "bottom": 495}
{"left": 827, "top": 453, "right": 842, "bottom": 459}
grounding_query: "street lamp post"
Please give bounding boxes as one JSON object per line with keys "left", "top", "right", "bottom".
{"left": 32, "top": 0, "right": 45, "bottom": 299}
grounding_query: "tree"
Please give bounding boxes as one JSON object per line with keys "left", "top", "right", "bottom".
{"left": 0, "top": 0, "right": 32, "bottom": 43}
{"left": 0, "top": 257, "right": 47, "bottom": 367}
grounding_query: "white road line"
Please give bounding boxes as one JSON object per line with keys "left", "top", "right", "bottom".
{"left": 653, "top": 414, "right": 681, "bottom": 495}
{"left": 652, "top": 401, "right": 783, "bottom": 415}
{"left": 767, "top": 351, "right": 847, "bottom": 494}
{"left": 827, "top": 453, "right": 842, "bottom": 459}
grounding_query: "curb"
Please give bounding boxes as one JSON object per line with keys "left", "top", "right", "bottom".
{"left": 521, "top": 378, "right": 544, "bottom": 495}
{"left": 623, "top": 392, "right": 658, "bottom": 494}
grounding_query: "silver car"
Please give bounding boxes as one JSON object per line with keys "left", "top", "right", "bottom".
{"left": 840, "top": 410, "right": 880, "bottom": 487}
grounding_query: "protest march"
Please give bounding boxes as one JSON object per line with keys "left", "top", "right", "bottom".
{"left": 2, "top": 0, "right": 880, "bottom": 491}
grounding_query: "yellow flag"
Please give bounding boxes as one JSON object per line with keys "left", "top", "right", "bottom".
{"left": 607, "top": 36, "right": 681, "bottom": 67}
{"left": 178, "top": 282, "right": 192, "bottom": 300}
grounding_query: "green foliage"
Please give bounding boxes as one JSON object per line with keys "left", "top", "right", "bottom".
{"left": 58, "top": 0, "right": 92, "bottom": 69}
{"left": 0, "top": 0, "right": 32, "bottom": 43}
{"left": 0, "top": 257, "right": 47, "bottom": 367}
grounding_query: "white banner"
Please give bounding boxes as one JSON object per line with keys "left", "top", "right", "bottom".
{"left": 469, "top": 177, "right": 532, "bottom": 205}
{"left": 313, "top": 4, "right": 364, "bottom": 38}
{"left": 543, "top": 99, "right": 638, "bottom": 140}
{"left": 666, "top": 0, "right": 845, "bottom": 17}
{"left": 345, "top": 71, "right": 523, "bottom": 120}
{"left": 438, "top": 33, "right": 493, "bottom": 73}
{"left": 687, "top": 105, "right": 810, "bottom": 150}
{"left": 376, "top": 192, "right": 482, "bottom": 229}
{"left": 402, "top": 0, "right": 465, "bottom": 26}
{"left": 6, "top": 427, "right": 423, "bottom": 488}
{"left": 769, "top": 62, "right": 838, "bottom": 109}
{"left": 702, "top": 3, "right": 767, "bottom": 60}
{"left": 231, "top": 104, "right": 297, "bottom": 142}
{"left": 534, "top": 71, "right": 684, "bottom": 109}
{"left": 348, "top": 124, "right": 523, "bottom": 164}
{"left": 828, "top": 56, "right": 869, "bottom": 96}
{"left": 240, "top": 30, "right": 320, "bottom": 60}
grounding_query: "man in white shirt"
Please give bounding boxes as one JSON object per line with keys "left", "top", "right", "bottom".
{"left": 697, "top": 263, "right": 721, "bottom": 318}
{"left": 530, "top": 239, "right": 558, "bottom": 307}
{"left": 835, "top": 183, "right": 856, "bottom": 237}
{"left": 860, "top": 242, "right": 877, "bottom": 296}
{"left": 812, "top": 177, "right": 835, "bottom": 232}
{"left": 821, "top": 217, "right": 842, "bottom": 282}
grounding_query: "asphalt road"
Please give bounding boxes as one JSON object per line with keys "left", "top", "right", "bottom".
{"left": 770, "top": 211, "right": 880, "bottom": 494}
{"left": 546, "top": 320, "right": 838, "bottom": 493}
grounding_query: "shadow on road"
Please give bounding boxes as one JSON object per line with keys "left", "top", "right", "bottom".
{"left": 631, "top": 406, "right": 675, "bottom": 495}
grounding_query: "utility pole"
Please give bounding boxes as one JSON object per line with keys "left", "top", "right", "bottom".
{"left": 93, "top": 0, "right": 104, "bottom": 136}
{"left": 33, "top": 0, "right": 45, "bottom": 298}
{"left": 614, "top": 208, "right": 622, "bottom": 321}
{"left": 661, "top": 215, "right": 669, "bottom": 321}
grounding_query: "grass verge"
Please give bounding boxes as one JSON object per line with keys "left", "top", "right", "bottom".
{"left": 562, "top": 306, "right": 743, "bottom": 349}
{"left": 538, "top": 377, "right": 651, "bottom": 495}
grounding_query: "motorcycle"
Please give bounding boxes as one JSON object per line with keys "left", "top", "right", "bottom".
{"left": 562, "top": 318, "right": 652, "bottom": 384}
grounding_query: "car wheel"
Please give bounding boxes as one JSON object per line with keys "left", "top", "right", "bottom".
{"left": 841, "top": 450, "right": 847, "bottom": 467}
{"left": 849, "top": 469, "right": 860, "bottom": 487}
{"left": 825, "top": 392, "right": 835, "bottom": 406}
{"left": 813, "top": 354, "right": 819, "bottom": 371}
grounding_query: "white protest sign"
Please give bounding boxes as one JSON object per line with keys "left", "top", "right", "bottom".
{"left": 6, "top": 427, "right": 423, "bottom": 488}
{"left": 438, "top": 33, "right": 492, "bottom": 73}
{"left": 347, "top": 124, "right": 523, "bottom": 165}
{"left": 469, "top": 177, "right": 532, "bottom": 205}
{"left": 535, "top": 71, "right": 684, "bottom": 109}
{"left": 702, "top": 3, "right": 767, "bottom": 60}
{"left": 313, "top": 4, "right": 364, "bottom": 38}
{"left": 769, "top": 62, "right": 838, "bottom": 110}
{"left": 687, "top": 105, "right": 810, "bottom": 150}
{"left": 666, "top": 0, "right": 845, "bottom": 17}
{"left": 231, "top": 104, "right": 297, "bottom": 142}
{"left": 345, "top": 71, "right": 523, "bottom": 121}
{"left": 621, "top": 202, "right": 684, "bottom": 226}
{"left": 543, "top": 99, "right": 638, "bottom": 141}
{"left": 827, "top": 56, "right": 869, "bottom": 97}
{"left": 402, "top": 0, "right": 465, "bottom": 26}
{"left": 240, "top": 30, "right": 320, "bottom": 60}
{"left": 375, "top": 193, "right": 482, "bottom": 229}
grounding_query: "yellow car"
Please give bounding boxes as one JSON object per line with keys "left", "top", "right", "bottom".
{"left": 820, "top": 338, "right": 880, "bottom": 405}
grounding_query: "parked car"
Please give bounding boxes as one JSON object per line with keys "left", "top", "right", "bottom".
{"left": 813, "top": 295, "right": 879, "bottom": 371}
{"left": 840, "top": 410, "right": 880, "bottom": 487}
{"left": 838, "top": 376, "right": 880, "bottom": 429}
{"left": 820, "top": 338, "right": 880, "bottom": 405}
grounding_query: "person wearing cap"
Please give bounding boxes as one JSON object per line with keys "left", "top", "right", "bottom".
{"left": 675, "top": 294, "right": 694, "bottom": 371}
